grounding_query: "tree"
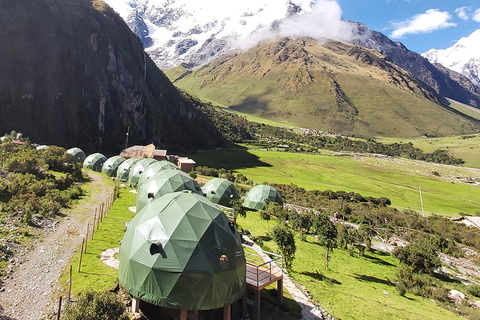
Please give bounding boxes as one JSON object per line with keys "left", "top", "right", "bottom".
{"left": 291, "top": 212, "right": 313, "bottom": 241}
{"left": 314, "top": 213, "right": 337, "bottom": 270}
{"left": 260, "top": 209, "right": 271, "bottom": 232}
{"left": 271, "top": 225, "right": 296, "bottom": 269}
{"left": 393, "top": 235, "right": 441, "bottom": 275}
{"left": 231, "top": 198, "right": 246, "bottom": 218}
{"left": 63, "top": 289, "right": 129, "bottom": 320}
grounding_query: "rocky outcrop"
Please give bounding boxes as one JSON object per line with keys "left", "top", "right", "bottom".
{"left": 0, "top": 0, "right": 225, "bottom": 153}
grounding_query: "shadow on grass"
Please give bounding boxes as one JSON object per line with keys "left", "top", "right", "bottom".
{"left": 300, "top": 270, "right": 342, "bottom": 285}
{"left": 363, "top": 254, "right": 396, "bottom": 267}
{"left": 188, "top": 148, "right": 272, "bottom": 171}
{"left": 352, "top": 273, "right": 394, "bottom": 287}
{"left": 259, "top": 235, "right": 272, "bottom": 241}
{"left": 434, "top": 272, "right": 461, "bottom": 284}
{"left": 77, "top": 271, "right": 116, "bottom": 277}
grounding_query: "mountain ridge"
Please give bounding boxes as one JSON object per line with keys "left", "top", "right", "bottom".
{"left": 166, "top": 38, "right": 480, "bottom": 138}
{"left": 422, "top": 29, "right": 480, "bottom": 88}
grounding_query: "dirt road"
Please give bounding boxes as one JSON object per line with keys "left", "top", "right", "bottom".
{"left": 0, "top": 173, "right": 110, "bottom": 320}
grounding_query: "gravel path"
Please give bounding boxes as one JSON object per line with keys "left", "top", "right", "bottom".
{"left": 0, "top": 173, "right": 111, "bottom": 320}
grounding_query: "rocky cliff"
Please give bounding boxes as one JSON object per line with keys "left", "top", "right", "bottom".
{"left": 0, "top": 0, "right": 225, "bottom": 153}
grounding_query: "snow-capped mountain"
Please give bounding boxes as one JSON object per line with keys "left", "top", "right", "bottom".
{"left": 422, "top": 29, "right": 480, "bottom": 87}
{"left": 103, "top": 0, "right": 353, "bottom": 69}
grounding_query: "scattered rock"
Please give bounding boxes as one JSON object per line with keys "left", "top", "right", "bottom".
{"left": 449, "top": 289, "right": 466, "bottom": 305}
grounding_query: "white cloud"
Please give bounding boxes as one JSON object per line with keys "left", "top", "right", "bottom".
{"left": 389, "top": 9, "right": 457, "bottom": 39}
{"left": 473, "top": 8, "right": 480, "bottom": 22}
{"left": 239, "top": 0, "right": 354, "bottom": 50}
{"left": 455, "top": 6, "right": 471, "bottom": 21}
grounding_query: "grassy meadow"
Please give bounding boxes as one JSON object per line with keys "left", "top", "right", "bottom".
{"left": 377, "top": 133, "right": 480, "bottom": 169}
{"left": 189, "top": 148, "right": 480, "bottom": 217}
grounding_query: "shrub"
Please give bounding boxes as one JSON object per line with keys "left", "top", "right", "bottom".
{"left": 468, "top": 284, "right": 480, "bottom": 298}
{"left": 63, "top": 289, "right": 129, "bottom": 320}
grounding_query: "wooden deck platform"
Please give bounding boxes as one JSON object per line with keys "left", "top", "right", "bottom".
{"left": 246, "top": 263, "right": 283, "bottom": 290}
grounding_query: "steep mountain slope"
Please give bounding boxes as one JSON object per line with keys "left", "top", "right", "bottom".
{"left": 422, "top": 29, "right": 480, "bottom": 88}
{"left": 351, "top": 23, "right": 480, "bottom": 108}
{"left": 0, "top": 0, "right": 225, "bottom": 153}
{"left": 166, "top": 38, "right": 479, "bottom": 138}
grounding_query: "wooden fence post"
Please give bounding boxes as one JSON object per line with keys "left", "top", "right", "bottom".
{"left": 68, "top": 264, "right": 73, "bottom": 302}
{"left": 91, "top": 212, "right": 96, "bottom": 240}
{"left": 85, "top": 223, "right": 89, "bottom": 253}
{"left": 78, "top": 238, "right": 84, "bottom": 272}
{"left": 57, "top": 296, "right": 62, "bottom": 320}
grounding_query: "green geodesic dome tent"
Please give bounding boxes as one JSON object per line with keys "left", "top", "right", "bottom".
{"left": 128, "top": 158, "right": 158, "bottom": 187}
{"left": 116, "top": 158, "right": 139, "bottom": 182}
{"left": 243, "top": 184, "right": 283, "bottom": 210}
{"left": 203, "top": 178, "right": 240, "bottom": 207}
{"left": 136, "top": 169, "right": 203, "bottom": 213}
{"left": 137, "top": 160, "right": 179, "bottom": 188}
{"left": 83, "top": 153, "right": 107, "bottom": 172}
{"left": 67, "top": 147, "right": 86, "bottom": 163}
{"left": 119, "top": 191, "right": 246, "bottom": 310}
{"left": 102, "top": 156, "right": 126, "bottom": 177}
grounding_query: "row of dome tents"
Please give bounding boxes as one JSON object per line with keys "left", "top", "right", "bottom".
{"left": 68, "top": 147, "right": 284, "bottom": 211}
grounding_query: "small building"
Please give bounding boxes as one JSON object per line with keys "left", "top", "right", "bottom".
{"left": 153, "top": 149, "right": 167, "bottom": 161}
{"left": 177, "top": 157, "right": 196, "bottom": 173}
{"left": 452, "top": 216, "right": 480, "bottom": 230}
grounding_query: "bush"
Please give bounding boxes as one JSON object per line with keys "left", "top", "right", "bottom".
{"left": 63, "top": 289, "right": 129, "bottom": 320}
{"left": 468, "top": 284, "right": 480, "bottom": 298}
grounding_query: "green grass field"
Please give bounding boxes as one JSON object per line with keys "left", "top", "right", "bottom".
{"left": 378, "top": 134, "right": 480, "bottom": 169}
{"left": 60, "top": 186, "right": 136, "bottom": 294}
{"left": 237, "top": 211, "right": 462, "bottom": 320}
{"left": 189, "top": 148, "right": 480, "bottom": 217}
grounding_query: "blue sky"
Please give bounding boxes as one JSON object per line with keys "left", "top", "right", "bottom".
{"left": 337, "top": 0, "right": 480, "bottom": 54}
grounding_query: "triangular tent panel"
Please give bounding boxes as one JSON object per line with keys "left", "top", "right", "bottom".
{"left": 137, "top": 160, "right": 179, "bottom": 188}
{"left": 102, "top": 156, "right": 126, "bottom": 177}
{"left": 243, "top": 184, "right": 283, "bottom": 210}
{"left": 136, "top": 169, "right": 203, "bottom": 213}
{"left": 83, "top": 153, "right": 107, "bottom": 172}
{"left": 118, "top": 192, "right": 246, "bottom": 310}
{"left": 128, "top": 158, "right": 158, "bottom": 187}
{"left": 67, "top": 147, "right": 86, "bottom": 163}
{"left": 203, "top": 178, "right": 240, "bottom": 207}
{"left": 116, "top": 158, "right": 139, "bottom": 182}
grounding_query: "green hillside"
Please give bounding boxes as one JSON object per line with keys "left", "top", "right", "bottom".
{"left": 166, "top": 38, "right": 479, "bottom": 138}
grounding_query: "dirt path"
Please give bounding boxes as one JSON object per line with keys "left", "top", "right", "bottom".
{"left": 0, "top": 172, "right": 111, "bottom": 320}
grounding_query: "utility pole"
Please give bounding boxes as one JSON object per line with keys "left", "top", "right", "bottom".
{"left": 125, "top": 126, "right": 130, "bottom": 150}
{"left": 419, "top": 185, "right": 425, "bottom": 217}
